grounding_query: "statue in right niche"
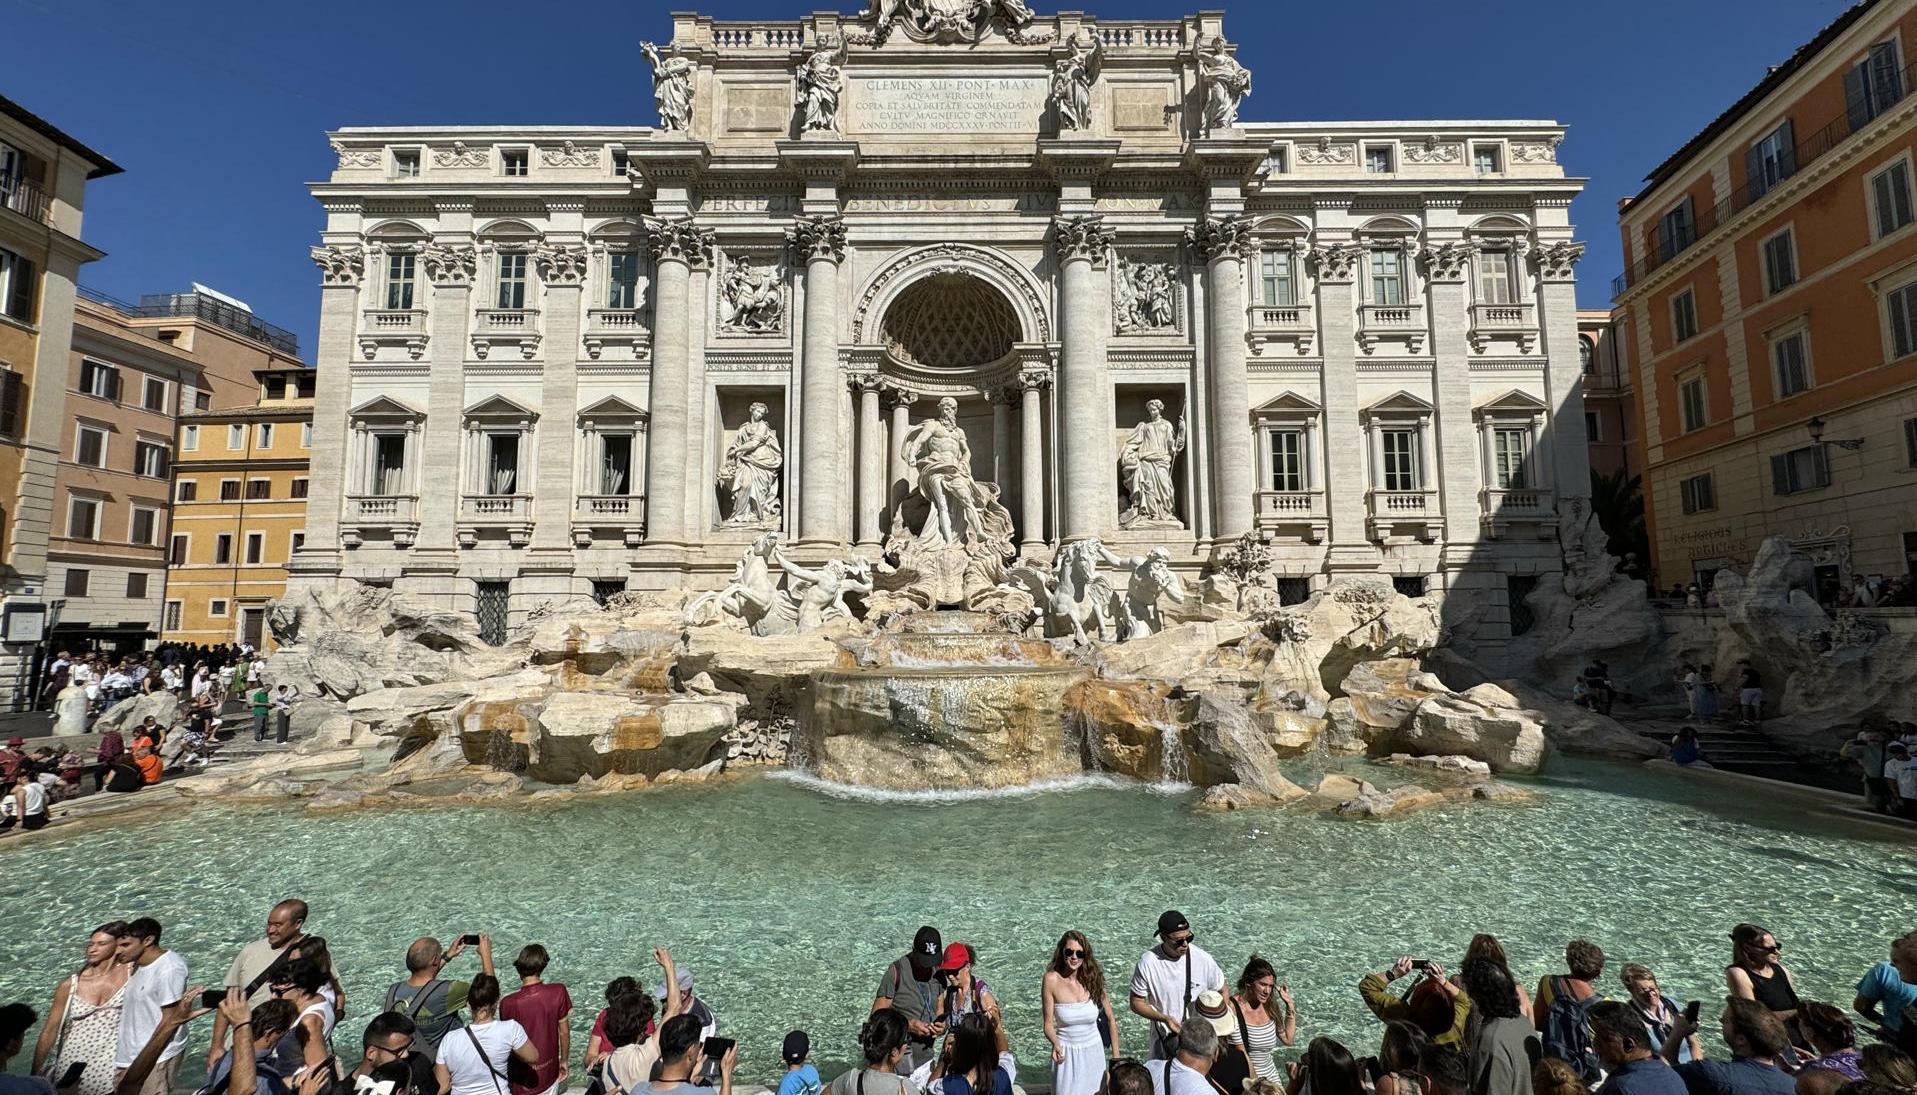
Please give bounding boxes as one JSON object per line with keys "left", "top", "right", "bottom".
{"left": 1119, "top": 398, "right": 1185, "bottom": 528}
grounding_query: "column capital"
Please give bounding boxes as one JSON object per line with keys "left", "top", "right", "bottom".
{"left": 1534, "top": 240, "right": 1585, "bottom": 282}
{"left": 534, "top": 243, "right": 591, "bottom": 285}
{"left": 644, "top": 216, "right": 716, "bottom": 268}
{"left": 1420, "top": 240, "right": 1479, "bottom": 284}
{"left": 420, "top": 243, "right": 478, "bottom": 287}
{"left": 1307, "top": 241, "right": 1363, "bottom": 284}
{"left": 847, "top": 369, "right": 885, "bottom": 393}
{"left": 1017, "top": 369, "right": 1052, "bottom": 393}
{"left": 882, "top": 382, "right": 918, "bottom": 410}
{"left": 1051, "top": 214, "right": 1115, "bottom": 265}
{"left": 310, "top": 245, "right": 365, "bottom": 287}
{"left": 788, "top": 214, "right": 849, "bottom": 264}
{"left": 1184, "top": 215, "right": 1254, "bottom": 264}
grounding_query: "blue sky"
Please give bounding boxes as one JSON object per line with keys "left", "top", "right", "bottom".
{"left": 6, "top": 0, "right": 1862, "bottom": 359}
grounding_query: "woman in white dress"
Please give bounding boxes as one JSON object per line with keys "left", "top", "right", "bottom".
{"left": 1042, "top": 931, "right": 1118, "bottom": 1095}
{"left": 31, "top": 922, "right": 130, "bottom": 1095}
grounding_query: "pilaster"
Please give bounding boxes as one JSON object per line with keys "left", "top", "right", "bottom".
{"left": 530, "top": 238, "right": 588, "bottom": 553}
{"left": 415, "top": 221, "right": 477, "bottom": 561}
{"left": 1309, "top": 215, "right": 1374, "bottom": 570}
{"left": 1535, "top": 240, "right": 1592, "bottom": 509}
{"left": 1419, "top": 217, "right": 1483, "bottom": 559}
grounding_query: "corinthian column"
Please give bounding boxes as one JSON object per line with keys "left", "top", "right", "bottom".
{"left": 788, "top": 214, "right": 849, "bottom": 545}
{"left": 644, "top": 217, "right": 713, "bottom": 545}
{"left": 1019, "top": 373, "right": 1048, "bottom": 548}
{"left": 1187, "top": 215, "right": 1256, "bottom": 541}
{"left": 1052, "top": 214, "right": 1115, "bottom": 542}
{"left": 853, "top": 373, "right": 884, "bottom": 547}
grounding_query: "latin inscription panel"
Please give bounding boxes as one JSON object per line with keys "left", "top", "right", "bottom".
{"left": 847, "top": 76, "right": 1047, "bottom": 134}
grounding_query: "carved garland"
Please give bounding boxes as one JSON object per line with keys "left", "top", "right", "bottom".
{"left": 851, "top": 243, "right": 1052, "bottom": 344}
{"left": 432, "top": 142, "right": 488, "bottom": 169}
{"left": 330, "top": 141, "right": 381, "bottom": 170}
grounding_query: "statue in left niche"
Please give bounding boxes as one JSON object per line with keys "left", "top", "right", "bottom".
{"left": 796, "top": 37, "right": 845, "bottom": 133}
{"left": 719, "top": 256, "right": 785, "bottom": 332}
{"left": 719, "top": 402, "right": 784, "bottom": 528}
{"left": 642, "top": 42, "right": 697, "bottom": 132}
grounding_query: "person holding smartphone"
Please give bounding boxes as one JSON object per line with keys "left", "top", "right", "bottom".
{"left": 383, "top": 936, "right": 494, "bottom": 1062}
{"left": 642, "top": 1016, "right": 733, "bottom": 1095}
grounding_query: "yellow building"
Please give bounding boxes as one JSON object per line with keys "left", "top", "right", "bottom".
{"left": 163, "top": 366, "right": 314, "bottom": 649}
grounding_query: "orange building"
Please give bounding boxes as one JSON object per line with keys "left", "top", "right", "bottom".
{"left": 1613, "top": 0, "right": 1917, "bottom": 598}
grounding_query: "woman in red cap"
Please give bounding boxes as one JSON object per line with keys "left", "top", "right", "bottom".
{"left": 931, "top": 944, "right": 999, "bottom": 1033}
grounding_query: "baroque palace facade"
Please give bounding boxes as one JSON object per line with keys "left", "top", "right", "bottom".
{"left": 292, "top": 2, "right": 1591, "bottom": 649}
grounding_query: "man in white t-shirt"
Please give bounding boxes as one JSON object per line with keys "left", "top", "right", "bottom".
{"left": 1130, "top": 910, "right": 1225, "bottom": 1060}
{"left": 114, "top": 917, "right": 190, "bottom": 1095}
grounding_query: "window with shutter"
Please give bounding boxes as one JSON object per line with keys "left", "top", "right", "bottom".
{"left": 1748, "top": 121, "right": 1797, "bottom": 197}
{"left": 0, "top": 369, "right": 23, "bottom": 436}
{"left": 1890, "top": 282, "right": 1917, "bottom": 358}
{"left": 1762, "top": 232, "right": 1796, "bottom": 293}
{"left": 1848, "top": 41, "right": 1904, "bottom": 130}
{"left": 1773, "top": 332, "right": 1810, "bottom": 397}
{"left": 0, "top": 248, "right": 36, "bottom": 322}
{"left": 1872, "top": 160, "right": 1915, "bottom": 238}
{"left": 1906, "top": 417, "right": 1917, "bottom": 467}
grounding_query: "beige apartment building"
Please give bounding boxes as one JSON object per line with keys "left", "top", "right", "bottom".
{"left": 0, "top": 95, "right": 119, "bottom": 707}
{"left": 165, "top": 365, "right": 314, "bottom": 649}
{"left": 1580, "top": 308, "right": 1635, "bottom": 480}
{"left": 45, "top": 288, "right": 302, "bottom": 659}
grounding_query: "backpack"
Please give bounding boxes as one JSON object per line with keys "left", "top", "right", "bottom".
{"left": 1539, "top": 977, "right": 1603, "bottom": 1084}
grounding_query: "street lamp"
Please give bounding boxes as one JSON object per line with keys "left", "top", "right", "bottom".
{"left": 1806, "top": 415, "right": 1865, "bottom": 450}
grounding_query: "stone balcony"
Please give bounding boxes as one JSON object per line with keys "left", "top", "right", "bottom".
{"left": 358, "top": 309, "right": 430, "bottom": 360}
{"left": 572, "top": 494, "right": 648, "bottom": 548}
{"left": 583, "top": 308, "right": 652, "bottom": 360}
{"left": 472, "top": 308, "right": 542, "bottom": 360}
{"left": 458, "top": 494, "right": 533, "bottom": 547}
{"left": 1254, "top": 489, "right": 1328, "bottom": 542}
{"left": 1467, "top": 301, "right": 1538, "bottom": 353}
{"left": 342, "top": 494, "right": 419, "bottom": 549}
{"left": 1479, "top": 487, "right": 1556, "bottom": 539}
{"left": 1247, "top": 302, "right": 1316, "bottom": 356}
{"left": 1365, "top": 488, "right": 1441, "bottom": 542}
{"left": 1357, "top": 302, "right": 1427, "bottom": 355}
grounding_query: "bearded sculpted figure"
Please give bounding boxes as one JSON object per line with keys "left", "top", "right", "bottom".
{"left": 642, "top": 42, "right": 697, "bottom": 132}
{"left": 1197, "top": 37, "right": 1251, "bottom": 132}
{"left": 899, "top": 396, "right": 1011, "bottom": 548}
{"left": 1120, "top": 547, "right": 1188, "bottom": 638}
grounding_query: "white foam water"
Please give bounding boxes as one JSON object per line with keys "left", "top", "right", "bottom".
{"left": 768, "top": 768, "right": 1195, "bottom": 802}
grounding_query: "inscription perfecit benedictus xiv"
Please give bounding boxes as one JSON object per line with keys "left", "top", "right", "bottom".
{"left": 849, "top": 76, "right": 1048, "bottom": 133}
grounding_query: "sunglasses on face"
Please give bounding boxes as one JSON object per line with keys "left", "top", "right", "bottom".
{"left": 1166, "top": 934, "right": 1194, "bottom": 947}
{"left": 1064, "top": 949, "right": 1085, "bottom": 958}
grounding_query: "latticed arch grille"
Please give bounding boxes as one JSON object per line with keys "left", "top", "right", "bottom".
{"left": 880, "top": 273, "right": 1019, "bottom": 368}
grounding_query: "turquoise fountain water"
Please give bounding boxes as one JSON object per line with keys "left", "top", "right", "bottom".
{"left": 0, "top": 759, "right": 1911, "bottom": 1086}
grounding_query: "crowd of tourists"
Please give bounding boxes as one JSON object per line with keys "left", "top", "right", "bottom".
{"left": 40, "top": 643, "right": 265, "bottom": 717}
{"left": 1842, "top": 723, "right": 1917, "bottom": 819}
{"left": 3, "top": 902, "right": 1915, "bottom": 1095}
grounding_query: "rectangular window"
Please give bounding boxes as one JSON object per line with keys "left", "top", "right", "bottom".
{"left": 1774, "top": 332, "right": 1810, "bottom": 397}
{"left": 497, "top": 252, "right": 528, "bottom": 309}
{"left": 1680, "top": 473, "right": 1717, "bottom": 514}
{"left": 300, "top": 422, "right": 312, "bottom": 448}
{"left": 1671, "top": 289, "right": 1699, "bottom": 341}
{"left": 209, "top": 599, "right": 229, "bottom": 618}
{"left": 228, "top": 423, "right": 245, "bottom": 450}
{"left": 1473, "top": 144, "right": 1502, "bottom": 174}
{"left": 1907, "top": 417, "right": 1917, "bottom": 467}
{"left": 0, "top": 246, "right": 37, "bottom": 322}
{"left": 1370, "top": 248, "right": 1405, "bottom": 306}
{"left": 163, "top": 601, "right": 182, "bottom": 630}
{"left": 1364, "top": 145, "right": 1393, "bottom": 173}
{"left": 75, "top": 425, "right": 106, "bottom": 468}
{"left": 246, "top": 479, "right": 271, "bottom": 500}
{"left": 176, "top": 480, "right": 197, "bottom": 502}
{"left": 1846, "top": 40, "right": 1904, "bottom": 130}
{"left": 79, "top": 360, "right": 119, "bottom": 399}
{"left": 194, "top": 392, "right": 209, "bottom": 411}
{"left": 291, "top": 532, "right": 305, "bottom": 553}
{"left": 1680, "top": 376, "right": 1708, "bottom": 433}
{"left": 1476, "top": 250, "right": 1515, "bottom": 305}
{"left": 214, "top": 533, "right": 233, "bottom": 564}
{"left": 392, "top": 149, "right": 420, "bottom": 178}
{"left": 1492, "top": 427, "right": 1530, "bottom": 489}
{"left": 134, "top": 440, "right": 168, "bottom": 478}
{"left": 68, "top": 496, "right": 98, "bottom": 540}
{"left": 0, "top": 366, "right": 25, "bottom": 438}
{"left": 290, "top": 477, "right": 309, "bottom": 499}
{"left": 1872, "top": 160, "right": 1915, "bottom": 238}
{"left": 220, "top": 479, "right": 240, "bottom": 501}
{"left": 127, "top": 572, "right": 148, "bottom": 599}
{"left": 1260, "top": 149, "right": 1287, "bottom": 176}
{"left": 1772, "top": 444, "right": 1832, "bottom": 494}
{"left": 1259, "top": 251, "right": 1295, "bottom": 307}
{"left": 245, "top": 532, "right": 264, "bottom": 565}
{"left": 1748, "top": 121, "right": 1798, "bottom": 197}
{"left": 1268, "top": 429, "right": 1306, "bottom": 492}
{"left": 1889, "top": 280, "right": 1917, "bottom": 358}
{"left": 501, "top": 149, "right": 529, "bottom": 177}
{"left": 64, "top": 569, "right": 88, "bottom": 597}
{"left": 130, "top": 506, "right": 156, "bottom": 545}
{"left": 385, "top": 252, "right": 416, "bottom": 310}
{"left": 608, "top": 251, "right": 641, "bottom": 310}
{"left": 1762, "top": 231, "right": 1797, "bottom": 293}
{"left": 181, "top": 424, "right": 199, "bottom": 452}
{"left": 257, "top": 423, "right": 273, "bottom": 448}
{"left": 169, "top": 534, "right": 187, "bottom": 566}
{"left": 374, "top": 433, "right": 407, "bottom": 494}
{"left": 611, "top": 149, "right": 630, "bottom": 178}
{"left": 142, "top": 376, "right": 167, "bottom": 412}
{"left": 1507, "top": 575, "right": 1538, "bottom": 636}
{"left": 264, "top": 375, "right": 287, "bottom": 400}
{"left": 1381, "top": 428, "right": 1418, "bottom": 491}
{"left": 1585, "top": 411, "right": 1600, "bottom": 440}
{"left": 1658, "top": 198, "right": 1695, "bottom": 261}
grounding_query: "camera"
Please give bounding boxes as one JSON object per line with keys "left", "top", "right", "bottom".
{"left": 200, "top": 989, "right": 228, "bottom": 1009}
{"left": 461, "top": 934, "right": 481, "bottom": 947}
{"left": 1683, "top": 1000, "right": 1701, "bottom": 1025}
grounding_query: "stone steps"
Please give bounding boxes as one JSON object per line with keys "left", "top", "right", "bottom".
{"left": 1629, "top": 717, "right": 1799, "bottom": 776}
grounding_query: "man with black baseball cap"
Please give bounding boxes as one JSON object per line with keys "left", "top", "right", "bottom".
{"left": 1130, "top": 911, "right": 1224, "bottom": 1061}
{"left": 873, "top": 927, "right": 944, "bottom": 1070}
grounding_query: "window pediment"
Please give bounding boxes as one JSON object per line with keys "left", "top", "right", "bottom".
{"left": 579, "top": 395, "right": 649, "bottom": 430}
{"left": 464, "top": 394, "right": 539, "bottom": 421}
{"left": 1363, "top": 390, "right": 1434, "bottom": 417}
{"left": 349, "top": 395, "right": 424, "bottom": 421}
{"left": 1252, "top": 391, "right": 1322, "bottom": 423}
{"left": 1472, "top": 388, "right": 1549, "bottom": 421}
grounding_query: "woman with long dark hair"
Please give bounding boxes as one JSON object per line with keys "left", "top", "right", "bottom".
{"left": 1043, "top": 931, "right": 1116, "bottom": 1095}
{"left": 1227, "top": 955, "right": 1296, "bottom": 1081}
{"left": 827, "top": 1009, "right": 914, "bottom": 1095}
{"left": 1460, "top": 957, "right": 1537, "bottom": 1095}
{"left": 1285, "top": 1036, "right": 1364, "bottom": 1095}
{"left": 1727, "top": 923, "right": 1805, "bottom": 1049}
{"left": 934, "top": 1013, "right": 1013, "bottom": 1095}
{"left": 434, "top": 974, "right": 540, "bottom": 1095}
